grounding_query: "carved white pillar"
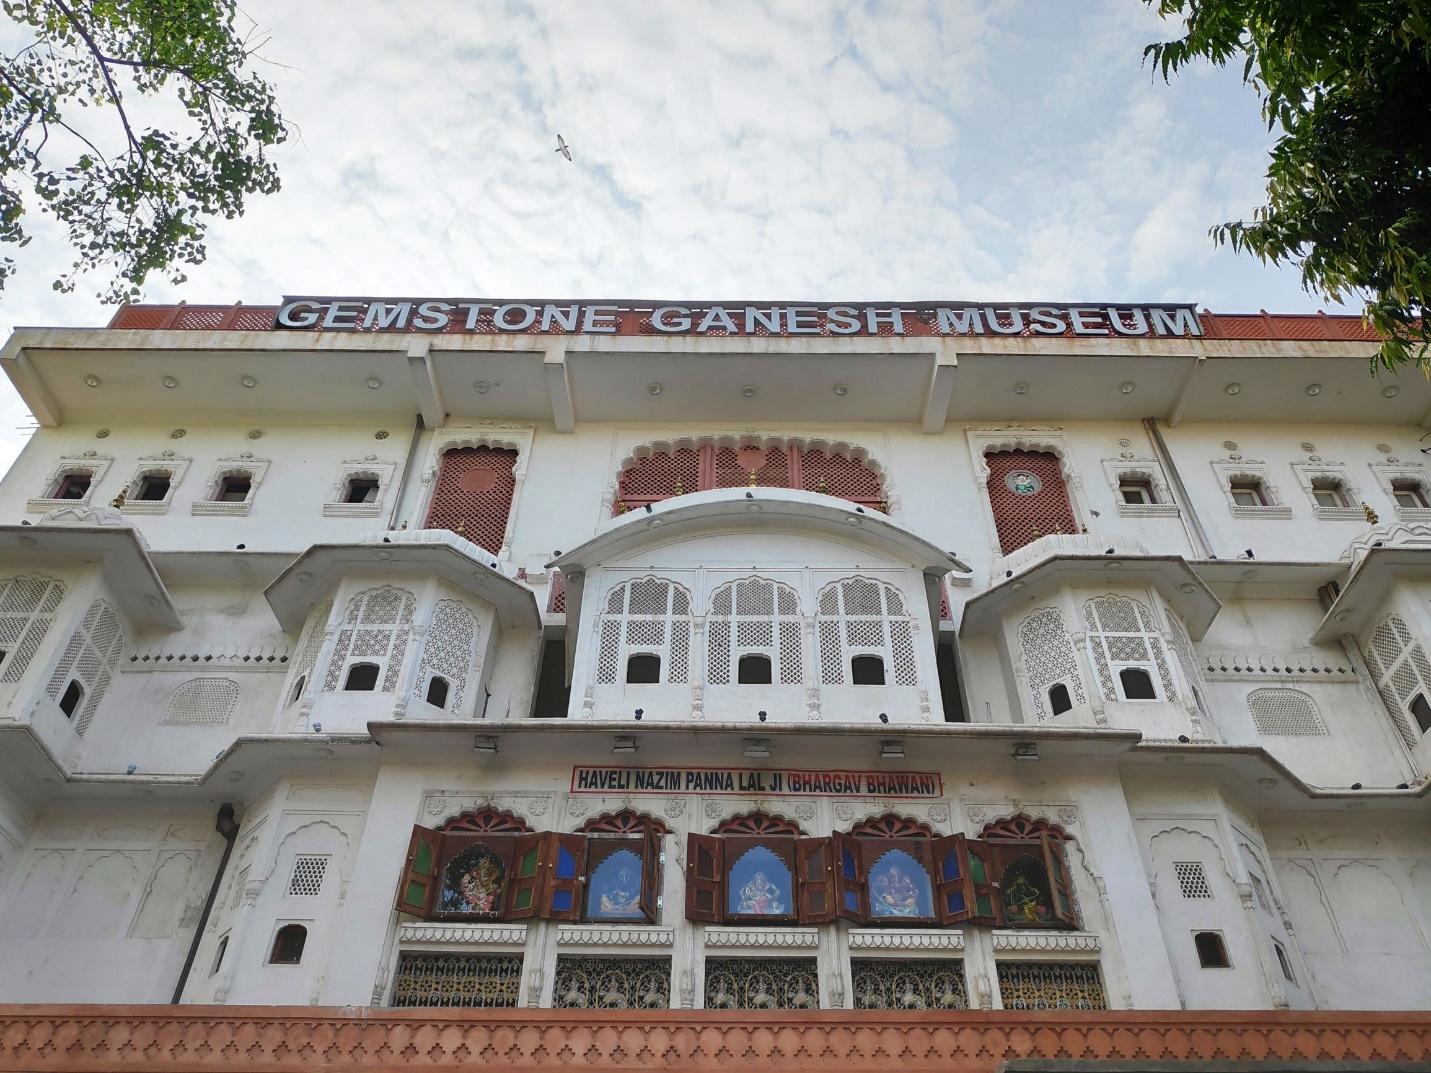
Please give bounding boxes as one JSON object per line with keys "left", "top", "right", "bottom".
{"left": 802, "top": 615, "right": 822, "bottom": 720}
{"left": 689, "top": 615, "right": 706, "bottom": 719}
{"left": 1069, "top": 630, "right": 1108, "bottom": 727}
{"left": 299, "top": 615, "right": 345, "bottom": 731}
{"left": 1237, "top": 881, "right": 1290, "bottom": 1009}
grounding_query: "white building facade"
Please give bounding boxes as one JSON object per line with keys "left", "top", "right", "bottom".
{"left": 0, "top": 298, "right": 1428, "bottom": 1033}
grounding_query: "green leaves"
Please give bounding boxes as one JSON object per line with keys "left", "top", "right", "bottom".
{"left": 1, "top": 0, "right": 287, "bottom": 301}
{"left": 1147, "top": 0, "right": 1431, "bottom": 371}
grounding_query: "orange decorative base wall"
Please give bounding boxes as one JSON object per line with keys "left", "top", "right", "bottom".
{"left": 2, "top": 1007, "right": 1430, "bottom": 1073}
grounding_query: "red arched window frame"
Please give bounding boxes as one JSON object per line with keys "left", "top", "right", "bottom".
{"left": 425, "top": 446, "right": 518, "bottom": 554}
{"left": 438, "top": 806, "right": 532, "bottom": 834}
{"left": 979, "top": 813, "right": 1070, "bottom": 842}
{"left": 714, "top": 810, "right": 804, "bottom": 836}
{"left": 578, "top": 808, "right": 669, "bottom": 836}
{"left": 984, "top": 449, "right": 1077, "bottom": 555}
{"left": 848, "top": 812, "right": 935, "bottom": 838}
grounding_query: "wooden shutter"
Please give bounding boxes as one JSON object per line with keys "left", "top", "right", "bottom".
{"left": 538, "top": 833, "right": 587, "bottom": 921}
{"left": 832, "top": 831, "right": 868, "bottom": 923}
{"left": 965, "top": 838, "right": 1000, "bottom": 925}
{"left": 1042, "top": 834, "right": 1078, "bottom": 927}
{"left": 505, "top": 832, "right": 547, "bottom": 919}
{"left": 639, "top": 827, "right": 664, "bottom": 924}
{"left": 393, "top": 825, "right": 442, "bottom": 917}
{"left": 796, "top": 837, "right": 835, "bottom": 924}
{"left": 685, "top": 833, "right": 723, "bottom": 922}
{"left": 932, "top": 833, "right": 975, "bottom": 925}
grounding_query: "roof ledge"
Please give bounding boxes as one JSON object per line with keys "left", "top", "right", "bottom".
{"left": 1313, "top": 543, "right": 1431, "bottom": 642}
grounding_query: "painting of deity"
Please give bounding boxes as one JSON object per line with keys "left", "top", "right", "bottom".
{"left": 585, "top": 847, "right": 645, "bottom": 921}
{"left": 867, "top": 848, "right": 933, "bottom": 919}
{"left": 727, "top": 845, "right": 793, "bottom": 918}
{"left": 439, "top": 844, "right": 505, "bottom": 915}
{"left": 1000, "top": 852, "right": 1055, "bottom": 925}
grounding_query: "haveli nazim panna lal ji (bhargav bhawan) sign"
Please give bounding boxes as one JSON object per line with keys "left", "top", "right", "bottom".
{"left": 571, "top": 765, "right": 943, "bottom": 798}
{"left": 274, "top": 297, "right": 1203, "bottom": 338}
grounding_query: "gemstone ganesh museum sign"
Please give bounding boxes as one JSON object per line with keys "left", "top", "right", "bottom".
{"left": 274, "top": 297, "right": 1203, "bottom": 339}
{"left": 571, "top": 765, "right": 943, "bottom": 798}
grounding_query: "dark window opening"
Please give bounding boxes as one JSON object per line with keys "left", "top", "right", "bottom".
{"left": 936, "top": 640, "right": 966, "bottom": 722}
{"left": 1273, "top": 939, "right": 1295, "bottom": 984}
{"left": 1119, "top": 667, "right": 1156, "bottom": 700}
{"left": 289, "top": 674, "right": 306, "bottom": 706}
{"left": 135, "top": 473, "right": 171, "bottom": 501}
{"left": 626, "top": 653, "right": 661, "bottom": 684}
{"left": 1229, "top": 479, "right": 1268, "bottom": 507}
{"left": 851, "top": 655, "right": 886, "bottom": 685}
{"left": 533, "top": 638, "right": 571, "bottom": 718}
{"left": 1392, "top": 480, "right": 1429, "bottom": 509}
{"left": 269, "top": 924, "right": 307, "bottom": 964}
{"left": 1049, "top": 683, "right": 1073, "bottom": 716}
{"left": 211, "top": 936, "right": 228, "bottom": 976}
{"left": 426, "top": 675, "right": 450, "bottom": 709}
{"left": 1119, "top": 478, "right": 1156, "bottom": 505}
{"left": 55, "top": 473, "right": 91, "bottom": 500}
{"left": 0, "top": 649, "right": 7, "bottom": 669}
{"left": 343, "top": 662, "right": 380, "bottom": 691}
{"left": 345, "top": 477, "right": 380, "bottom": 504}
{"left": 1194, "top": 930, "right": 1229, "bottom": 968}
{"left": 1411, "top": 693, "right": 1431, "bottom": 734}
{"left": 59, "top": 679, "right": 84, "bottom": 718}
{"left": 737, "top": 654, "right": 773, "bottom": 684}
{"left": 216, "top": 474, "right": 252, "bottom": 502}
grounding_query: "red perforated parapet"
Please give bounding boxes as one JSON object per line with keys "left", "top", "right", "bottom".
{"left": 547, "top": 569, "right": 566, "bottom": 613}
{"left": 424, "top": 446, "right": 517, "bottom": 554}
{"left": 985, "top": 450, "right": 1077, "bottom": 555}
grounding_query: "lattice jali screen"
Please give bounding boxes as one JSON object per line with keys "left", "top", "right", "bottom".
{"left": 0, "top": 575, "right": 65, "bottom": 684}
{"left": 996, "top": 960, "right": 1106, "bottom": 1010}
{"left": 389, "top": 953, "right": 522, "bottom": 1008}
{"left": 425, "top": 446, "right": 518, "bottom": 553}
{"left": 412, "top": 599, "right": 479, "bottom": 713}
{"left": 1174, "top": 861, "right": 1213, "bottom": 899}
{"left": 162, "top": 678, "right": 240, "bottom": 725}
{"left": 321, "top": 586, "right": 416, "bottom": 693}
{"left": 552, "top": 956, "right": 671, "bottom": 1008}
{"left": 595, "top": 577, "right": 692, "bottom": 684}
{"left": 617, "top": 448, "right": 702, "bottom": 510}
{"left": 801, "top": 449, "right": 884, "bottom": 506}
{"left": 704, "top": 957, "right": 819, "bottom": 1010}
{"left": 287, "top": 855, "right": 329, "bottom": 896}
{"left": 984, "top": 450, "right": 1077, "bottom": 554}
{"left": 1082, "top": 595, "right": 1177, "bottom": 702}
{"left": 1018, "top": 607, "right": 1086, "bottom": 721}
{"left": 284, "top": 600, "right": 332, "bottom": 708}
{"left": 851, "top": 958, "right": 967, "bottom": 1009}
{"left": 816, "top": 576, "right": 918, "bottom": 685}
{"left": 1248, "top": 687, "right": 1327, "bottom": 736}
{"left": 714, "top": 444, "right": 790, "bottom": 489}
{"left": 1363, "top": 613, "right": 1429, "bottom": 748}
{"left": 45, "top": 598, "right": 125, "bottom": 735}
{"left": 707, "top": 577, "right": 802, "bottom": 685}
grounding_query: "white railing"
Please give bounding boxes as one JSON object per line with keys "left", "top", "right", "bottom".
{"left": 993, "top": 532, "right": 1150, "bottom": 582}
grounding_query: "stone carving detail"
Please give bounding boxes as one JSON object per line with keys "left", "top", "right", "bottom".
{"left": 990, "top": 930, "right": 1101, "bottom": 954}
{"left": 663, "top": 797, "right": 686, "bottom": 819}
{"left": 397, "top": 923, "right": 527, "bottom": 946}
{"left": 792, "top": 802, "right": 815, "bottom": 822}
{"left": 848, "top": 929, "right": 965, "bottom": 951}
{"left": 566, "top": 797, "right": 589, "bottom": 819}
{"left": 834, "top": 803, "right": 856, "bottom": 822}
{"left": 703, "top": 927, "right": 819, "bottom": 949}
{"left": 1057, "top": 807, "right": 1079, "bottom": 827}
{"left": 928, "top": 803, "right": 950, "bottom": 825}
{"left": 556, "top": 926, "right": 675, "bottom": 948}
{"left": 966, "top": 806, "right": 988, "bottom": 826}
{"left": 704, "top": 800, "right": 726, "bottom": 819}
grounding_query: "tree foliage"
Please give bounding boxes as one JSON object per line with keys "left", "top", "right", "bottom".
{"left": 0, "top": 0, "right": 286, "bottom": 301}
{"left": 1146, "top": 0, "right": 1431, "bottom": 371}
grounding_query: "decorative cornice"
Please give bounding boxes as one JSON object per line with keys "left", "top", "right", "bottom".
{"left": 991, "top": 930, "right": 1101, "bottom": 954}
{"left": 122, "top": 645, "right": 291, "bottom": 673}
{"left": 397, "top": 923, "right": 526, "bottom": 946}
{"left": 703, "top": 926, "right": 818, "bottom": 949}
{"left": 556, "top": 925, "right": 674, "bottom": 948}
{"left": 1, "top": 1007, "right": 1428, "bottom": 1072}
{"left": 1200, "top": 650, "right": 1355, "bottom": 682}
{"left": 848, "top": 928, "right": 964, "bottom": 951}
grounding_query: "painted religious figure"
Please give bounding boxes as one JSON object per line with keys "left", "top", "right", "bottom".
{"left": 439, "top": 845, "right": 505, "bottom": 915}
{"left": 1007, "top": 470, "right": 1041, "bottom": 496}
{"left": 585, "top": 848, "right": 644, "bottom": 921}
{"left": 727, "top": 845, "right": 792, "bottom": 917}
{"left": 1000, "top": 853, "right": 1055, "bottom": 925}
{"left": 868, "top": 849, "right": 933, "bottom": 919}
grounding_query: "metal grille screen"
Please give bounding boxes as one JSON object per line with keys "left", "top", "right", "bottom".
{"left": 851, "top": 958, "right": 967, "bottom": 1009}
{"left": 552, "top": 956, "right": 671, "bottom": 1008}
{"left": 704, "top": 957, "right": 819, "bottom": 1010}
{"left": 996, "top": 960, "right": 1106, "bottom": 1010}
{"left": 389, "top": 953, "right": 522, "bottom": 1008}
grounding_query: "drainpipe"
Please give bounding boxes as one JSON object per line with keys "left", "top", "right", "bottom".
{"left": 1143, "top": 417, "right": 1216, "bottom": 559}
{"left": 386, "top": 413, "right": 427, "bottom": 531}
{"left": 171, "top": 803, "right": 239, "bottom": 1004}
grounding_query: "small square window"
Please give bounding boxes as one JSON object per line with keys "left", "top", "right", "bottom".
{"left": 135, "top": 473, "right": 171, "bottom": 502}
{"left": 1392, "top": 480, "right": 1429, "bottom": 509}
{"left": 345, "top": 478, "right": 380, "bottom": 504}
{"left": 216, "top": 475, "right": 252, "bottom": 502}
{"left": 1230, "top": 479, "right": 1267, "bottom": 507}
{"left": 55, "top": 473, "right": 91, "bottom": 500}
{"left": 1119, "top": 479, "right": 1155, "bottom": 505}
{"left": 1310, "top": 478, "right": 1347, "bottom": 509}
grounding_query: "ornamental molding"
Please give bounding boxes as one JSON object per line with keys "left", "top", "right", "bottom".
{"left": 556, "top": 925, "right": 675, "bottom": 948}
{"left": 1199, "top": 649, "right": 1356, "bottom": 682}
{"left": 397, "top": 923, "right": 527, "bottom": 946}
{"left": 121, "top": 645, "right": 292, "bottom": 673}
{"left": 991, "top": 930, "right": 1100, "bottom": 954}
{"left": 703, "top": 926, "right": 818, "bottom": 949}
{"left": 848, "top": 928, "right": 964, "bottom": 951}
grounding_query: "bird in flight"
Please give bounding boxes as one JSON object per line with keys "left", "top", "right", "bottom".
{"left": 555, "top": 134, "right": 572, "bottom": 161}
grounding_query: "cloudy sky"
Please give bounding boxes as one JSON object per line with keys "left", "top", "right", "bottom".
{"left": 0, "top": 0, "right": 1333, "bottom": 467}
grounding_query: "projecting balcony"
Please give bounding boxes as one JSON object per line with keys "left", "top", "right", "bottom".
{"left": 992, "top": 532, "right": 1150, "bottom": 583}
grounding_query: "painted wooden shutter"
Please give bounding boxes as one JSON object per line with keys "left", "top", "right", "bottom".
{"left": 393, "top": 825, "right": 442, "bottom": 917}
{"left": 1042, "top": 834, "right": 1078, "bottom": 927}
{"left": 542, "top": 833, "right": 588, "bottom": 921}
{"left": 505, "top": 832, "right": 547, "bottom": 919}
{"left": 639, "top": 826, "right": 664, "bottom": 924}
{"left": 795, "top": 837, "right": 835, "bottom": 923}
{"left": 685, "top": 833, "right": 723, "bottom": 922}
{"left": 832, "top": 831, "right": 868, "bottom": 923}
{"left": 965, "top": 838, "right": 1001, "bottom": 925}
{"left": 932, "top": 833, "right": 976, "bottom": 925}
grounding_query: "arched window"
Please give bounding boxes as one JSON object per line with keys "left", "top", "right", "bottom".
{"left": 411, "top": 599, "right": 479, "bottom": 716}
{"left": 0, "top": 575, "right": 65, "bottom": 684}
{"left": 162, "top": 678, "right": 240, "bottom": 726}
{"left": 58, "top": 680, "right": 84, "bottom": 717}
{"left": 984, "top": 449, "right": 1077, "bottom": 554}
{"left": 708, "top": 577, "right": 802, "bottom": 686}
{"left": 1363, "top": 614, "right": 1431, "bottom": 746}
{"left": 45, "top": 597, "right": 124, "bottom": 735}
{"left": 424, "top": 445, "right": 518, "bottom": 554}
{"left": 626, "top": 653, "right": 661, "bottom": 683}
{"left": 816, "top": 577, "right": 917, "bottom": 686}
{"left": 688, "top": 812, "right": 807, "bottom": 925}
{"left": 343, "top": 662, "right": 380, "bottom": 691}
{"left": 425, "top": 676, "right": 450, "bottom": 709}
{"left": 269, "top": 924, "right": 307, "bottom": 964}
{"left": 1248, "top": 688, "right": 1327, "bottom": 736}
{"left": 850, "top": 655, "right": 886, "bottom": 685}
{"left": 1082, "top": 595, "right": 1176, "bottom": 703}
{"left": 1017, "top": 607, "right": 1085, "bottom": 721}
{"left": 1195, "top": 931, "right": 1230, "bottom": 968}
{"left": 595, "top": 577, "right": 692, "bottom": 685}
{"left": 322, "top": 586, "right": 416, "bottom": 694}
{"left": 977, "top": 814, "right": 1078, "bottom": 929}
{"left": 737, "top": 654, "right": 772, "bottom": 684}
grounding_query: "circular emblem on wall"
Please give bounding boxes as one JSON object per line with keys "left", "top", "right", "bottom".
{"left": 1006, "top": 470, "right": 1041, "bottom": 496}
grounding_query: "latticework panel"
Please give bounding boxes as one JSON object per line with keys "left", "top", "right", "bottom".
{"left": 1174, "top": 861, "right": 1213, "bottom": 899}
{"left": 287, "top": 855, "right": 329, "bottom": 896}
{"left": 714, "top": 445, "right": 790, "bottom": 489}
{"left": 0, "top": 575, "right": 65, "bottom": 684}
{"left": 284, "top": 600, "right": 332, "bottom": 707}
{"left": 595, "top": 577, "right": 692, "bottom": 684}
{"left": 547, "top": 569, "right": 566, "bottom": 613}
{"left": 800, "top": 449, "right": 884, "bottom": 507}
{"left": 996, "top": 960, "right": 1106, "bottom": 1010}
{"left": 322, "top": 587, "right": 416, "bottom": 693}
{"left": 1364, "top": 613, "right": 1429, "bottom": 748}
{"left": 1082, "top": 595, "right": 1177, "bottom": 702}
{"left": 1018, "top": 607, "right": 1086, "bottom": 721}
{"left": 413, "top": 600, "right": 479, "bottom": 714}
{"left": 703, "top": 957, "right": 819, "bottom": 1010}
{"left": 162, "top": 678, "right": 240, "bottom": 725}
{"left": 425, "top": 446, "right": 518, "bottom": 553}
{"left": 44, "top": 598, "right": 125, "bottom": 735}
{"left": 816, "top": 576, "right": 918, "bottom": 685}
{"left": 851, "top": 958, "right": 967, "bottom": 1009}
{"left": 616, "top": 448, "right": 701, "bottom": 512}
{"left": 552, "top": 957, "right": 671, "bottom": 1008}
{"left": 388, "top": 953, "right": 522, "bottom": 1008}
{"left": 707, "top": 577, "right": 802, "bottom": 685}
{"left": 1248, "top": 687, "right": 1327, "bottom": 736}
{"left": 985, "top": 450, "right": 1078, "bottom": 554}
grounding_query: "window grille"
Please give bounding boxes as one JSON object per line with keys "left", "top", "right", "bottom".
{"left": 703, "top": 957, "right": 819, "bottom": 1010}
{"left": 45, "top": 598, "right": 125, "bottom": 735}
{"left": 984, "top": 449, "right": 1077, "bottom": 554}
{"left": 1082, "top": 595, "right": 1177, "bottom": 702}
{"left": 1017, "top": 607, "right": 1086, "bottom": 720}
{"left": 424, "top": 446, "right": 518, "bottom": 554}
{"left": 321, "top": 587, "right": 416, "bottom": 693}
{"left": 162, "top": 678, "right": 240, "bottom": 726}
{"left": 287, "top": 855, "right": 329, "bottom": 896}
{"left": 851, "top": 959, "right": 967, "bottom": 1009}
{"left": 1363, "top": 613, "right": 1431, "bottom": 747}
{"left": 1249, "top": 871, "right": 1271, "bottom": 912}
{"left": 0, "top": 575, "right": 65, "bottom": 684}
{"left": 595, "top": 577, "right": 691, "bottom": 684}
{"left": 389, "top": 952, "right": 522, "bottom": 1008}
{"left": 707, "top": 577, "right": 802, "bottom": 685}
{"left": 1247, "top": 688, "right": 1327, "bottom": 736}
{"left": 996, "top": 960, "right": 1106, "bottom": 1010}
{"left": 1174, "top": 861, "right": 1213, "bottom": 899}
{"left": 411, "top": 600, "right": 479, "bottom": 714}
{"left": 284, "top": 601, "right": 332, "bottom": 708}
{"left": 816, "top": 576, "right": 918, "bottom": 686}
{"left": 552, "top": 956, "right": 671, "bottom": 1008}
